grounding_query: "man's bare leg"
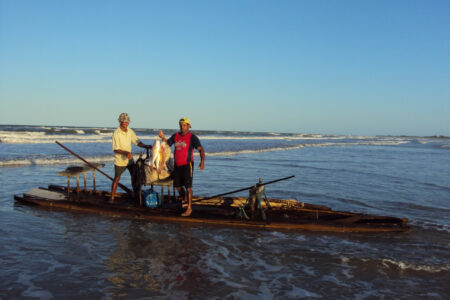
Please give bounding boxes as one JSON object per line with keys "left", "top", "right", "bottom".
{"left": 110, "top": 176, "right": 120, "bottom": 203}
{"left": 181, "top": 187, "right": 193, "bottom": 216}
{"left": 177, "top": 186, "right": 187, "bottom": 207}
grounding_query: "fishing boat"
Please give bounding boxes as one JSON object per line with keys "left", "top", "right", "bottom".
{"left": 13, "top": 142, "right": 409, "bottom": 233}
{"left": 14, "top": 180, "right": 409, "bottom": 233}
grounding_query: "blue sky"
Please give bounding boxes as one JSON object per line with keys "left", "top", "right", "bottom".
{"left": 1, "top": 0, "right": 449, "bottom": 136}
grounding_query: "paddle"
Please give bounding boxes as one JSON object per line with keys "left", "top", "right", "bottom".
{"left": 193, "top": 175, "right": 295, "bottom": 203}
{"left": 55, "top": 141, "right": 133, "bottom": 195}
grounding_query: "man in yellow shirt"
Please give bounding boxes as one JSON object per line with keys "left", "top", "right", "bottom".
{"left": 111, "top": 113, "right": 152, "bottom": 203}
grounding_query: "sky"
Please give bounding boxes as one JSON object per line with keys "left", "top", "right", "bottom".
{"left": 0, "top": 0, "right": 449, "bottom": 136}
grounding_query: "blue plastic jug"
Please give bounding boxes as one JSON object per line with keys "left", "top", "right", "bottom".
{"left": 143, "top": 189, "right": 159, "bottom": 208}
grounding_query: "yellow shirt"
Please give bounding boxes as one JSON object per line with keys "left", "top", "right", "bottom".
{"left": 112, "top": 127, "right": 140, "bottom": 166}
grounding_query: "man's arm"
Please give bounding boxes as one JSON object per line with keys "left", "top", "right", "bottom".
{"left": 137, "top": 142, "right": 152, "bottom": 149}
{"left": 197, "top": 146, "right": 205, "bottom": 170}
{"left": 130, "top": 129, "right": 151, "bottom": 149}
{"left": 158, "top": 130, "right": 174, "bottom": 146}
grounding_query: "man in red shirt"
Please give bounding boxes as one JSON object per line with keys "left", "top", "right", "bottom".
{"left": 159, "top": 117, "right": 205, "bottom": 216}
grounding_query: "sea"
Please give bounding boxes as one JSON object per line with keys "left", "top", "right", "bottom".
{"left": 0, "top": 124, "right": 449, "bottom": 299}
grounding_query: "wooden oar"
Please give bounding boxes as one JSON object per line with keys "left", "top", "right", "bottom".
{"left": 193, "top": 175, "right": 295, "bottom": 203}
{"left": 55, "top": 141, "right": 133, "bottom": 195}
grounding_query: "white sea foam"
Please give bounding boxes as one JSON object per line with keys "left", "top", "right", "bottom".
{"left": 0, "top": 156, "right": 114, "bottom": 167}
{"left": 358, "top": 140, "right": 409, "bottom": 146}
{"left": 204, "top": 140, "right": 409, "bottom": 156}
{"left": 205, "top": 144, "right": 307, "bottom": 156}
{"left": 200, "top": 135, "right": 343, "bottom": 140}
{"left": 0, "top": 139, "right": 416, "bottom": 167}
{"left": 0, "top": 131, "right": 111, "bottom": 144}
{"left": 410, "top": 219, "right": 450, "bottom": 233}
{"left": 0, "top": 128, "right": 415, "bottom": 146}
{"left": 382, "top": 258, "right": 450, "bottom": 273}
{"left": 0, "top": 159, "right": 33, "bottom": 166}
{"left": 341, "top": 257, "right": 350, "bottom": 263}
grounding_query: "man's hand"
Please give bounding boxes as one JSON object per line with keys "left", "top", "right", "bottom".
{"left": 126, "top": 152, "right": 133, "bottom": 160}
{"left": 199, "top": 160, "right": 205, "bottom": 170}
{"left": 138, "top": 142, "right": 152, "bottom": 150}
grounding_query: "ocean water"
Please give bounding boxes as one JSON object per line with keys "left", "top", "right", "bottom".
{"left": 0, "top": 125, "right": 449, "bottom": 299}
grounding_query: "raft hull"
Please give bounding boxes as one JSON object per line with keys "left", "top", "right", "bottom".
{"left": 14, "top": 185, "right": 409, "bottom": 233}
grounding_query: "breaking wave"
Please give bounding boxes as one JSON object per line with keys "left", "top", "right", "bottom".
{"left": 0, "top": 131, "right": 342, "bottom": 144}
{"left": 0, "top": 125, "right": 422, "bottom": 145}
{"left": 0, "top": 140, "right": 416, "bottom": 167}
{"left": 0, "top": 131, "right": 413, "bottom": 146}
{"left": 0, "top": 156, "right": 114, "bottom": 167}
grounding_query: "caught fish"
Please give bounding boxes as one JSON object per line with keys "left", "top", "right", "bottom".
{"left": 149, "top": 138, "right": 170, "bottom": 174}
{"left": 151, "top": 138, "right": 162, "bottom": 171}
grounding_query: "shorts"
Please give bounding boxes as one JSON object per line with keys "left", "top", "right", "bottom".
{"left": 114, "top": 160, "right": 134, "bottom": 178}
{"left": 172, "top": 162, "right": 193, "bottom": 188}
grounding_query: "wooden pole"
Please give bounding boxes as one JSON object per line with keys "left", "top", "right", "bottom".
{"left": 193, "top": 175, "right": 295, "bottom": 203}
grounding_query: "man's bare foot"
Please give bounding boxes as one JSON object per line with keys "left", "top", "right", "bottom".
{"left": 109, "top": 194, "right": 117, "bottom": 203}
{"left": 181, "top": 207, "right": 192, "bottom": 217}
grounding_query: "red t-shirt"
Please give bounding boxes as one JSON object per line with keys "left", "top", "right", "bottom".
{"left": 167, "top": 132, "right": 202, "bottom": 167}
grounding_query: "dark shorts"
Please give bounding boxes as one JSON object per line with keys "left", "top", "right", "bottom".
{"left": 172, "top": 162, "right": 193, "bottom": 188}
{"left": 114, "top": 161, "right": 134, "bottom": 178}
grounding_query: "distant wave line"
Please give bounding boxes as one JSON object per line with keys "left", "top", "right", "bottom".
{"left": 0, "top": 156, "right": 114, "bottom": 167}
{"left": 0, "top": 140, "right": 411, "bottom": 167}
{"left": 0, "top": 133, "right": 336, "bottom": 144}
{"left": 0, "top": 132, "right": 411, "bottom": 144}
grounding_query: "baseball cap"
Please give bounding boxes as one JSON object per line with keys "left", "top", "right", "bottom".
{"left": 118, "top": 113, "right": 130, "bottom": 123}
{"left": 179, "top": 117, "right": 190, "bottom": 125}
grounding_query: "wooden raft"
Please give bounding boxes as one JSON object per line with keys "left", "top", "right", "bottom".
{"left": 14, "top": 185, "right": 410, "bottom": 233}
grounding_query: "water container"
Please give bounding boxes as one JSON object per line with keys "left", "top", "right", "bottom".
{"left": 143, "top": 189, "right": 159, "bottom": 208}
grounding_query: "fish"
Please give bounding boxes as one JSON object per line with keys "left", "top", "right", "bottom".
{"left": 150, "top": 138, "right": 168, "bottom": 173}
{"left": 151, "top": 138, "right": 161, "bottom": 170}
